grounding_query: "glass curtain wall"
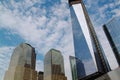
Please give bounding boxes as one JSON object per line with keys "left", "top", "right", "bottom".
{"left": 103, "top": 17, "right": 120, "bottom": 66}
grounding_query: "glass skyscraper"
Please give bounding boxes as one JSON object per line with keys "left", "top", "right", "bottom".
{"left": 44, "top": 49, "right": 67, "bottom": 80}
{"left": 103, "top": 17, "right": 120, "bottom": 66}
{"left": 69, "top": 56, "right": 78, "bottom": 80}
{"left": 69, "top": 0, "right": 110, "bottom": 79}
{"left": 69, "top": 56, "right": 86, "bottom": 80}
{"left": 4, "top": 43, "right": 37, "bottom": 80}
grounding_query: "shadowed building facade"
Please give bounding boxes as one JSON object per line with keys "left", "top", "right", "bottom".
{"left": 95, "top": 68, "right": 120, "bottom": 80}
{"left": 103, "top": 17, "right": 120, "bottom": 66}
{"left": 69, "top": 0, "right": 110, "bottom": 80}
{"left": 44, "top": 49, "right": 67, "bottom": 80}
{"left": 69, "top": 56, "right": 86, "bottom": 80}
{"left": 4, "top": 43, "right": 37, "bottom": 80}
{"left": 38, "top": 71, "right": 43, "bottom": 80}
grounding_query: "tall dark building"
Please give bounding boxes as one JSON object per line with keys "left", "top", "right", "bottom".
{"left": 44, "top": 49, "right": 67, "bottom": 80}
{"left": 69, "top": 0, "right": 110, "bottom": 79}
{"left": 69, "top": 56, "right": 86, "bottom": 80}
{"left": 38, "top": 71, "right": 43, "bottom": 80}
{"left": 4, "top": 43, "right": 37, "bottom": 80}
{"left": 103, "top": 17, "right": 120, "bottom": 66}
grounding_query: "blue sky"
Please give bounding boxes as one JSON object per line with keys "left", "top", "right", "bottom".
{"left": 0, "top": 0, "right": 120, "bottom": 80}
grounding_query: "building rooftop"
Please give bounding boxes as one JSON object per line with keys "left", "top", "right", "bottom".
{"left": 69, "top": 0, "right": 82, "bottom": 6}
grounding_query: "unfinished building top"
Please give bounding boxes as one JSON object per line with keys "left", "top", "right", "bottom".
{"left": 69, "top": 0, "right": 82, "bottom": 6}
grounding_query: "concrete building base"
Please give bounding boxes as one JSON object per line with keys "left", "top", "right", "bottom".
{"left": 95, "top": 68, "right": 120, "bottom": 80}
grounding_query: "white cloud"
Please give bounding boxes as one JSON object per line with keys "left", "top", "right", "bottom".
{"left": 112, "top": 9, "right": 120, "bottom": 17}
{"left": 0, "top": 0, "right": 74, "bottom": 80}
{"left": 0, "top": 46, "right": 14, "bottom": 80}
{"left": 0, "top": 0, "right": 119, "bottom": 80}
{"left": 85, "top": 0, "right": 120, "bottom": 27}
{"left": 36, "top": 60, "right": 44, "bottom": 72}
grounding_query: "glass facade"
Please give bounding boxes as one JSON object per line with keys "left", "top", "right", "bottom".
{"left": 70, "top": 5, "right": 97, "bottom": 75}
{"left": 9, "top": 43, "right": 36, "bottom": 69}
{"left": 76, "top": 57, "right": 86, "bottom": 79}
{"left": 103, "top": 17, "right": 120, "bottom": 66}
{"left": 69, "top": 56, "right": 78, "bottom": 80}
{"left": 44, "top": 49, "right": 67, "bottom": 80}
{"left": 4, "top": 43, "right": 37, "bottom": 80}
{"left": 69, "top": 56, "right": 86, "bottom": 80}
{"left": 69, "top": 0, "right": 110, "bottom": 79}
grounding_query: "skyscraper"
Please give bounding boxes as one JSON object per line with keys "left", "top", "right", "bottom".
{"left": 44, "top": 49, "right": 67, "bottom": 80}
{"left": 69, "top": 0, "right": 110, "bottom": 79}
{"left": 4, "top": 43, "right": 37, "bottom": 80}
{"left": 103, "top": 17, "right": 120, "bottom": 66}
{"left": 38, "top": 71, "right": 44, "bottom": 80}
{"left": 69, "top": 56, "right": 78, "bottom": 80}
{"left": 69, "top": 56, "right": 86, "bottom": 80}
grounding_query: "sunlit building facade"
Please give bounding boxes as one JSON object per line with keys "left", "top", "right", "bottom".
{"left": 4, "top": 43, "right": 37, "bottom": 80}
{"left": 103, "top": 17, "right": 120, "bottom": 66}
{"left": 44, "top": 49, "right": 67, "bottom": 80}
{"left": 69, "top": 0, "right": 110, "bottom": 79}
